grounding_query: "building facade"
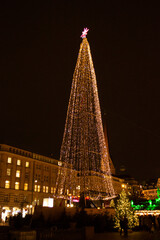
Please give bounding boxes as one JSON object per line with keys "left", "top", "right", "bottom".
{"left": 0, "top": 144, "right": 123, "bottom": 221}
{"left": 0, "top": 144, "right": 60, "bottom": 221}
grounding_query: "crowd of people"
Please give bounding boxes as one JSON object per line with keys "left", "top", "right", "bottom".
{"left": 138, "top": 214, "right": 160, "bottom": 232}
{"left": 119, "top": 214, "right": 160, "bottom": 237}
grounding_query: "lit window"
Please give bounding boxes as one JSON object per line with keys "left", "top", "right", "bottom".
{"left": 38, "top": 185, "right": 41, "bottom": 192}
{"left": 17, "top": 160, "right": 21, "bottom": 166}
{"left": 16, "top": 170, "right": 20, "bottom": 178}
{"left": 43, "top": 186, "right": 45, "bottom": 193}
{"left": 34, "top": 185, "right": 37, "bottom": 192}
{"left": 24, "top": 183, "right": 28, "bottom": 191}
{"left": 54, "top": 188, "right": 56, "bottom": 194}
{"left": 15, "top": 182, "right": 19, "bottom": 190}
{"left": 67, "top": 189, "right": 69, "bottom": 195}
{"left": 51, "top": 187, "right": 53, "bottom": 194}
{"left": 58, "top": 161, "right": 62, "bottom": 166}
{"left": 25, "top": 162, "right": 29, "bottom": 167}
{"left": 73, "top": 190, "right": 75, "bottom": 196}
{"left": 7, "top": 168, "right": 11, "bottom": 176}
{"left": 46, "top": 186, "right": 48, "bottom": 193}
{"left": 7, "top": 157, "right": 12, "bottom": 164}
{"left": 5, "top": 180, "right": 10, "bottom": 189}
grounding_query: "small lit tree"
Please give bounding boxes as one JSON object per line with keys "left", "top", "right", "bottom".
{"left": 110, "top": 199, "right": 115, "bottom": 208}
{"left": 114, "top": 189, "right": 139, "bottom": 229}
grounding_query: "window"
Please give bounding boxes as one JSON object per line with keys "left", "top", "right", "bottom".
{"left": 7, "top": 157, "right": 12, "bottom": 164}
{"left": 4, "top": 195, "right": 9, "bottom": 202}
{"left": 7, "top": 168, "right": 11, "bottom": 176}
{"left": 15, "top": 182, "right": 19, "bottom": 190}
{"left": 17, "top": 159, "right": 21, "bottom": 166}
{"left": 24, "top": 183, "right": 28, "bottom": 191}
{"left": 5, "top": 180, "right": 10, "bottom": 188}
{"left": 44, "top": 176, "right": 49, "bottom": 182}
{"left": 25, "top": 162, "right": 29, "bottom": 167}
{"left": 34, "top": 185, "right": 40, "bottom": 192}
{"left": 43, "top": 186, "right": 49, "bottom": 193}
{"left": 14, "top": 196, "right": 19, "bottom": 202}
{"left": 36, "top": 164, "right": 41, "bottom": 169}
{"left": 34, "top": 185, "right": 38, "bottom": 192}
{"left": 25, "top": 172, "right": 29, "bottom": 179}
{"left": 16, "top": 170, "right": 20, "bottom": 178}
{"left": 37, "top": 185, "right": 41, "bottom": 192}
{"left": 51, "top": 187, "right": 53, "bottom": 194}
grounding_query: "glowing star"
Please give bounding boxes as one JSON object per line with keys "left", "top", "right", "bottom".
{"left": 81, "top": 28, "right": 89, "bottom": 38}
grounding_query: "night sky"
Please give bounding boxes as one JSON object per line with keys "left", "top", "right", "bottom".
{"left": 1, "top": 2, "right": 160, "bottom": 181}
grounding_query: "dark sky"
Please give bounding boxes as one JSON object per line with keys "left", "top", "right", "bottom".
{"left": 1, "top": 1, "right": 160, "bottom": 181}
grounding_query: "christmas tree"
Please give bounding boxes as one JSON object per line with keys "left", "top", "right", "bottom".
{"left": 55, "top": 28, "right": 115, "bottom": 200}
{"left": 114, "top": 189, "right": 139, "bottom": 229}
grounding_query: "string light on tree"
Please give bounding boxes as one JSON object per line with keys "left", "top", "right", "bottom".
{"left": 55, "top": 29, "right": 115, "bottom": 200}
{"left": 114, "top": 189, "right": 139, "bottom": 229}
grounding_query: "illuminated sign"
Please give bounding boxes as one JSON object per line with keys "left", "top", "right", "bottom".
{"left": 43, "top": 198, "right": 54, "bottom": 207}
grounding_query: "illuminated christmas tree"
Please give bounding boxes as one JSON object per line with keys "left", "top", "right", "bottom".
{"left": 103, "top": 113, "right": 115, "bottom": 175}
{"left": 55, "top": 28, "right": 115, "bottom": 200}
{"left": 114, "top": 190, "right": 139, "bottom": 229}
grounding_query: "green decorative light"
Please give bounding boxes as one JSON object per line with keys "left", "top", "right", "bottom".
{"left": 131, "top": 197, "right": 160, "bottom": 211}
{"left": 131, "top": 200, "right": 134, "bottom": 208}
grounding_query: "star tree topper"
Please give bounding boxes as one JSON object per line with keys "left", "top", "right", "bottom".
{"left": 81, "top": 28, "right": 89, "bottom": 38}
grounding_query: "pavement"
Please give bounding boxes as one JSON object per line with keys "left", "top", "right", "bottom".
{"left": 93, "top": 231, "right": 160, "bottom": 240}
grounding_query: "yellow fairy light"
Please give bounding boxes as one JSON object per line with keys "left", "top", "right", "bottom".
{"left": 55, "top": 30, "right": 115, "bottom": 200}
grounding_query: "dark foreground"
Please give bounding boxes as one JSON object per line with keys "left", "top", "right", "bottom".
{"left": 37, "top": 230, "right": 160, "bottom": 240}
{"left": 1, "top": 228, "right": 160, "bottom": 240}
{"left": 93, "top": 231, "right": 160, "bottom": 240}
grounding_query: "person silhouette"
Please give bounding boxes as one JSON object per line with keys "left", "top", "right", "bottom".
{"left": 123, "top": 215, "right": 128, "bottom": 237}
{"left": 120, "top": 216, "right": 124, "bottom": 236}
